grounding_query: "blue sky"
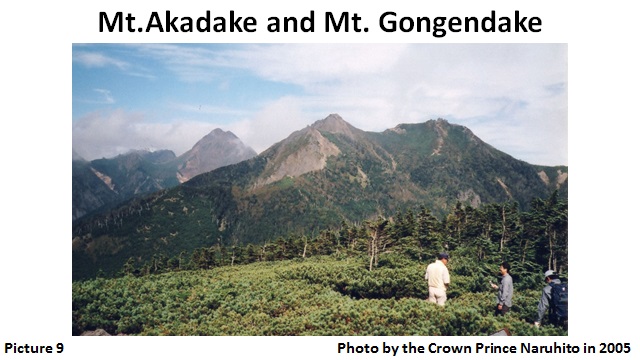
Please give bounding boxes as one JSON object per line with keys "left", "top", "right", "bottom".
{"left": 72, "top": 43, "right": 567, "bottom": 166}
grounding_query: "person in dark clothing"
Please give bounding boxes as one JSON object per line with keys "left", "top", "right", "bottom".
{"left": 534, "top": 270, "right": 568, "bottom": 329}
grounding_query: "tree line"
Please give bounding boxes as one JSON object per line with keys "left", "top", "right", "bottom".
{"left": 113, "top": 191, "right": 567, "bottom": 279}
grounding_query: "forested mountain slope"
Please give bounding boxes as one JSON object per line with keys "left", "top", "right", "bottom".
{"left": 72, "top": 114, "right": 567, "bottom": 279}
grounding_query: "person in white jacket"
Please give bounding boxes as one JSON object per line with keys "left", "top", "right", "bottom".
{"left": 425, "top": 253, "right": 450, "bottom": 306}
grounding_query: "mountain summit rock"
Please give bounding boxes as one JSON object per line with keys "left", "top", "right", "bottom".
{"left": 177, "top": 129, "right": 257, "bottom": 183}
{"left": 310, "top": 113, "right": 361, "bottom": 140}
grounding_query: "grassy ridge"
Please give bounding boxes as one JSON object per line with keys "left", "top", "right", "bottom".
{"left": 73, "top": 255, "right": 567, "bottom": 336}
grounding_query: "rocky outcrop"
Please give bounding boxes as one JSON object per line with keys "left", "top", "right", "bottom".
{"left": 256, "top": 128, "right": 341, "bottom": 187}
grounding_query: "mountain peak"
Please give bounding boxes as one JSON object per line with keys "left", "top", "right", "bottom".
{"left": 310, "top": 114, "right": 360, "bottom": 140}
{"left": 177, "top": 129, "right": 256, "bottom": 183}
{"left": 207, "top": 128, "right": 237, "bottom": 139}
{"left": 256, "top": 126, "right": 340, "bottom": 187}
{"left": 190, "top": 129, "right": 245, "bottom": 151}
{"left": 253, "top": 114, "right": 356, "bottom": 187}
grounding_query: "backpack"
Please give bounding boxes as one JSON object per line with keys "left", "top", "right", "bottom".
{"left": 549, "top": 282, "right": 568, "bottom": 322}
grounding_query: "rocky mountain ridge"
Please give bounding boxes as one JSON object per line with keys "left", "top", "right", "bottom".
{"left": 72, "top": 129, "right": 256, "bottom": 221}
{"left": 72, "top": 114, "right": 567, "bottom": 279}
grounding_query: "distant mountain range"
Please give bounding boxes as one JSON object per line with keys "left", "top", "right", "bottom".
{"left": 72, "top": 114, "right": 567, "bottom": 279}
{"left": 72, "top": 129, "right": 257, "bottom": 221}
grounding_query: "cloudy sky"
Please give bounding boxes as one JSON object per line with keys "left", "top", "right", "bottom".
{"left": 72, "top": 43, "right": 567, "bottom": 166}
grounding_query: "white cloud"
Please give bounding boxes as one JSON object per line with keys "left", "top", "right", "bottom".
{"left": 241, "top": 45, "right": 566, "bottom": 165}
{"left": 230, "top": 44, "right": 409, "bottom": 87}
{"left": 72, "top": 110, "right": 217, "bottom": 160}
{"left": 73, "top": 44, "right": 567, "bottom": 166}
{"left": 228, "top": 97, "right": 309, "bottom": 154}
{"left": 93, "top": 89, "right": 115, "bottom": 104}
{"left": 132, "top": 44, "right": 230, "bottom": 83}
{"left": 73, "top": 51, "right": 129, "bottom": 70}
